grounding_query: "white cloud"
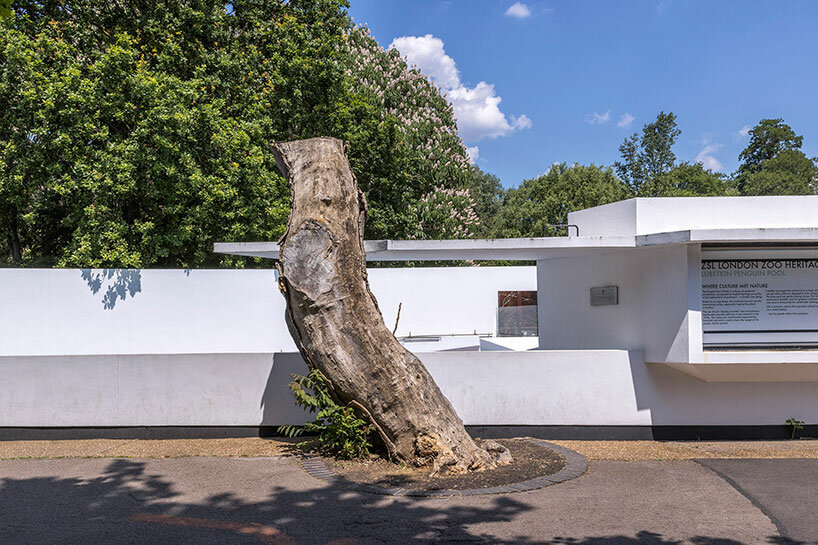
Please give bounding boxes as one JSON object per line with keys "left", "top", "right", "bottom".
{"left": 585, "top": 110, "right": 611, "bottom": 125}
{"left": 617, "top": 113, "right": 635, "bottom": 128}
{"left": 511, "top": 114, "right": 533, "bottom": 130}
{"left": 505, "top": 2, "right": 531, "bottom": 18}
{"left": 466, "top": 146, "right": 479, "bottom": 163}
{"left": 738, "top": 125, "right": 752, "bottom": 137}
{"left": 389, "top": 34, "right": 531, "bottom": 143}
{"left": 696, "top": 143, "right": 723, "bottom": 172}
{"left": 389, "top": 35, "right": 460, "bottom": 89}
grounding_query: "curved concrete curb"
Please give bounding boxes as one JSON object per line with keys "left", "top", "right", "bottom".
{"left": 299, "top": 438, "right": 588, "bottom": 498}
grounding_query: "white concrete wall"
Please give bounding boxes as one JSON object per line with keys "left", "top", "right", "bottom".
{"left": 537, "top": 245, "right": 690, "bottom": 363}
{"left": 369, "top": 266, "right": 535, "bottom": 338}
{"left": 569, "top": 196, "right": 818, "bottom": 237}
{"left": 568, "top": 199, "right": 637, "bottom": 236}
{"left": 0, "top": 266, "right": 535, "bottom": 357}
{"left": 0, "top": 269, "right": 292, "bottom": 357}
{"left": 3, "top": 265, "right": 818, "bottom": 428}
{"left": 4, "top": 350, "right": 818, "bottom": 427}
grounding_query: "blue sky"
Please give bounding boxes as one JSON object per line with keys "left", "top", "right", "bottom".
{"left": 348, "top": 0, "right": 818, "bottom": 188}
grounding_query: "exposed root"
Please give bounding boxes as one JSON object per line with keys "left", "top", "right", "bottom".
{"left": 414, "top": 434, "right": 513, "bottom": 476}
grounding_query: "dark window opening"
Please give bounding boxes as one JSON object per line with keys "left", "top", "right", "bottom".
{"left": 497, "top": 291, "right": 538, "bottom": 337}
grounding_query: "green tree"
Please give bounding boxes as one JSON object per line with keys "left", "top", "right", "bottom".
{"left": 0, "top": 1, "right": 475, "bottom": 267}
{"left": 462, "top": 167, "right": 504, "bottom": 236}
{"left": 341, "top": 26, "right": 474, "bottom": 241}
{"left": 615, "top": 111, "right": 681, "bottom": 196}
{"left": 652, "top": 162, "right": 728, "bottom": 197}
{"left": 494, "top": 163, "right": 629, "bottom": 238}
{"left": 739, "top": 150, "right": 816, "bottom": 196}
{"left": 614, "top": 112, "right": 727, "bottom": 197}
{"left": 738, "top": 118, "right": 803, "bottom": 172}
{"left": 735, "top": 118, "right": 816, "bottom": 195}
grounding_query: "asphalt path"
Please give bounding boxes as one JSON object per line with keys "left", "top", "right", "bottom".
{"left": 697, "top": 459, "right": 818, "bottom": 544}
{"left": 0, "top": 457, "right": 783, "bottom": 545}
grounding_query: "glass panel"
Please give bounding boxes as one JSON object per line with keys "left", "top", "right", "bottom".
{"left": 497, "top": 291, "right": 538, "bottom": 337}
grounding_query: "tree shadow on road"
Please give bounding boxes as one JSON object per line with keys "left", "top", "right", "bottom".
{"left": 0, "top": 458, "right": 801, "bottom": 545}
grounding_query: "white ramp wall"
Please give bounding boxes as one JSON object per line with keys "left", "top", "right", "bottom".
{"left": 0, "top": 266, "right": 538, "bottom": 428}
{"left": 3, "top": 266, "right": 818, "bottom": 429}
{"left": 0, "top": 267, "right": 535, "bottom": 357}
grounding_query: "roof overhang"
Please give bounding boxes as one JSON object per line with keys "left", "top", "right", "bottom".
{"left": 214, "top": 228, "right": 818, "bottom": 262}
{"left": 214, "top": 236, "right": 634, "bottom": 261}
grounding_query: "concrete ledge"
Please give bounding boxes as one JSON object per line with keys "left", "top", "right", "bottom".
{"left": 469, "top": 425, "right": 818, "bottom": 441}
{"left": 0, "top": 426, "right": 262, "bottom": 441}
{"left": 5, "top": 424, "right": 815, "bottom": 442}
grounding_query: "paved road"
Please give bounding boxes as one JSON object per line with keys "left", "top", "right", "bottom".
{"left": 698, "top": 459, "right": 818, "bottom": 544}
{"left": 0, "top": 457, "right": 782, "bottom": 544}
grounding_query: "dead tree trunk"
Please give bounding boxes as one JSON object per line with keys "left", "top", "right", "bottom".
{"left": 272, "top": 137, "right": 507, "bottom": 474}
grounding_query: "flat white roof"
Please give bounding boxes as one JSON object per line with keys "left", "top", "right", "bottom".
{"left": 214, "top": 227, "right": 818, "bottom": 261}
{"left": 569, "top": 196, "right": 818, "bottom": 236}
{"left": 215, "top": 197, "right": 818, "bottom": 261}
{"left": 214, "top": 236, "right": 633, "bottom": 261}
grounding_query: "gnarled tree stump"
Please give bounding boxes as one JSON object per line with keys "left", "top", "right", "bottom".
{"left": 272, "top": 137, "right": 507, "bottom": 474}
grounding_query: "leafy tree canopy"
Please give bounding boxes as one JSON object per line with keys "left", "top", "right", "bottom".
{"left": 651, "top": 162, "right": 728, "bottom": 197}
{"left": 493, "top": 163, "right": 629, "bottom": 238}
{"left": 0, "top": 1, "right": 476, "bottom": 267}
{"left": 462, "top": 167, "right": 504, "bottom": 236}
{"left": 613, "top": 111, "right": 726, "bottom": 198}
{"left": 615, "top": 111, "right": 681, "bottom": 196}
{"left": 739, "top": 118, "right": 804, "bottom": 173}
{"left": 735, "top": 118, "right": 816, "bottom": 196}
{"left": 740, "top": 149, "right": 817, "bottom": 196}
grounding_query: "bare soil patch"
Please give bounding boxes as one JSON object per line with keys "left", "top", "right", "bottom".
{"left": 553, "top": 439, "right": 818, "bottom": 461}
{"left": 329, "top": 439, "right": 564, "bottom": 490}
{"left": 0, "top": 437, "right": 298, "bottom": 460}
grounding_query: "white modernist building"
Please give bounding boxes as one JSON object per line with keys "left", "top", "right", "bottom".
{"left": 217, "top": 196, "right": 818, "bottom": 379}
{"left": 215, "top": 196, "right": 818, "bottom": 438}
{"left": 3, "top": 196, "right": 818, "bottom": 439}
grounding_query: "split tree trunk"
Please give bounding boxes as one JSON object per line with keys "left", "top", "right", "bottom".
{"left": 272, "top": 137, "right": 506, "bottom": 474}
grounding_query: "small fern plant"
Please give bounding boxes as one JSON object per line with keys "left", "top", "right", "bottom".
{"left": 786, "top": 418, "right": 804, "bottom": 439}
{"left": 278, "top": 370, "right": 373, "bottom": 459}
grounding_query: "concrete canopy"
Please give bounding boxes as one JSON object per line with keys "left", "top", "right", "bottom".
{"left": 214, "top": 228, "right": 818, "bottom": 261}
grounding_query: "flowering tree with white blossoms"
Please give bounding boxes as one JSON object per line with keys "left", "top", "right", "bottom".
{"left": 410, "top": 187, "right": 480, "bottom": 240}
{"left": 342, "top": 26, "right": 480, "bottom": 240}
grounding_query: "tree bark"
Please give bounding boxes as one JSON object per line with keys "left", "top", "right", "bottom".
{"left": 272, "top": 137, "right": 506, "bottom": 474}
{"left": 7, "top": 213, "right": 22, "bottom": 263}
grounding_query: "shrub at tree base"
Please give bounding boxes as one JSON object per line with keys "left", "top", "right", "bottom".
{"left": 278, "top": 370, "right": 374, "bottom": 460}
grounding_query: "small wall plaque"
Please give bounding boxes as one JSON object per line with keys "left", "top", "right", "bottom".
{"left": 590, "top": 285, "right": 618, "bottom": 306}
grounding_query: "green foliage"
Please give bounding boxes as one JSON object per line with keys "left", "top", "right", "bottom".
{"left": 464, "top": 167, "right": 505, "bottom": 236}
{"left": 3, "top": 0, "right": 816, "bottom": 268}
{"left": 615, "top": 111, "right": 682, "bottom": 196}
{"left": 735, "top": 119, "right": 817, "bottom": 196}
{"left": 343, "top": 26, "right": 474, "bottom": 240}
{"left": 1, "top": 1, "right": 476, "bottom": 267}
{"left": 278, "top": 370, "right": 373, "bottom": 460}
{"left": 409, "top": 186, "right": 479, "bottom": 239}
{"left": 739, "top": 150, "right": 817, "bottom": 196}
{"left": 493, "top": 163, "right": 629, "bottom": 238}
{"left": 651, "top": 162, "right": 729, "bottom": 197}
{"left": 786, "top": 418, "right": 804, "bottom": 439}
{"left": 612, "top": 112, "right": 729, "bottom": 198}
{"left": 739, "top": 118, "right": 804, "bottom": 173}
{"left": 1, "top": 0, "right": 347, "bottom": 267}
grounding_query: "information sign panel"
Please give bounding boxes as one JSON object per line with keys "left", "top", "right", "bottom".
{"left": 701, "top": 249, "right": 818, "bottom": 347}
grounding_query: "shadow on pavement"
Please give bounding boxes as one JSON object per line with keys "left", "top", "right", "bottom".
{"left": 0, "top": 458, "right": 799, "bottom": 545}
